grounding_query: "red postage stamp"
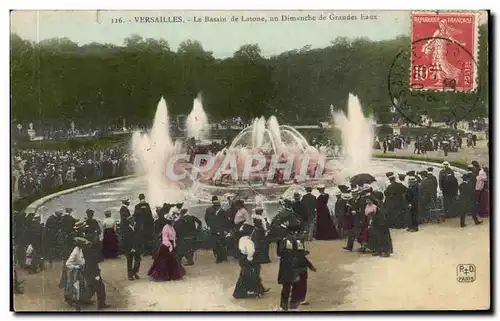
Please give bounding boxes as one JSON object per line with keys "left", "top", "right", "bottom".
{"left": 410, "top": 12, "right": 479, "bottom": 92}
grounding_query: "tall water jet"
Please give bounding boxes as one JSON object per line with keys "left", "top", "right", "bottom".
{"left": 332, "top": 94, "right": 375, "bottom": 176}
{"left": 186, "top": 93, "right": 209, "bottom": 140}
{"left": 267, "top": 116, "right": 282, "bottom": 147}
{"left": 131, "top": 97, "right": 181, "bottom": 207}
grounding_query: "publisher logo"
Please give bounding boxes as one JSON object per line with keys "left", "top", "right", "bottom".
{"left": 457, "top": 264, "right": 476, "bottom": 283}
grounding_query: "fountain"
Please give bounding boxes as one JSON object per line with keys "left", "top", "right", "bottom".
{"left": 332, "top": 94, "right": 376, "bottom": 177}
{"left": 35, "top": 92, "right": 468, "bottom": 224}
{"left": 131, "top": 97, "right": 184, "bottom": 207}
{"left": 185, "top": 93, "right": 210, "bottom": 141}
{"left": 189, "top": 115, "right": 332, "bottom": 204}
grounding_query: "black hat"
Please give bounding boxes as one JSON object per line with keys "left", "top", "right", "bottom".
{"left": 427, "top": 167, "right": 434, "bottom": 172}
{"left": 175, "top": 203, "right": 183, "bottom": 208}
{"left": 406, "top": 170, "right": 416, "bottom": 176}
{"left": 419, "top": 171, "right": 428, "bottom": 177}
{"left": 180, "top": 208, "right": 188, "bottom": 214}
{"left": 385, "top": 172, "right": 394, "bottom": 178}
{"left": 337, "top": 185, "right": 350, "bottom": 193}
{"left": 138, "top": 193, "right": 145, "bottom": 200}
{"left": 121, "top": 198, "right": 130, "bottom": 203}
{"left": 305, "top": 186, "right": 312, "bottom": 192}
{"left": 86, "top": 209, "right": 94, "bottom": 215}
{"left": 398, "top": 174, "right": 406, "bottom": 181}
{"left": 471, "top": 160, "right": 479, "bottom": 167}
{"left": 281, "top": 198, "right": 293, "bottom": 210}
{"left": 211, "top": 196, "right": 220, "bottom": 204}
{"left": 293, "top": 192, "right": 301, "bottom": 199}
{"left": 365, "top": 194, "right": 376, "bottom": 203}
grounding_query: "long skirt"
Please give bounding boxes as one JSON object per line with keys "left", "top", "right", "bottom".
{"left": 147, "top": 244, "right": 185, "bottom": 281}
{"left": 357, "top": 227, "right": 369, "bottom": 244}
{"left": 477, "top": 190, "right": 490, "bottom": 217}
{"left": 59, "top": 266, "right": 87, "bottom": 302}
{"left": 293, "top": 271, "right": 308, "bottom": 303}
{"left": 233, "top": 259, "right": 262, "bottom": 299}
{"left": 368, "top": 226, "right": 393, "bottom": 254}
{"left": 101, "top": 228, "right": 119, "bottom": 259}
{"left": 280, "top": 271, "right": 308, "bottom": 308}
{"left": 315, "top": 210, "right": 339, "bottom": 240}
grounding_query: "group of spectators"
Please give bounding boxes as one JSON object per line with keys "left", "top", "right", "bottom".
{"left": 12, "top": 148, "right": 135, "bottom": 199}
{"left": 375, "top": 135, "right": 411, "bottom": 152}
{"left": 376, "top": 132, "right": 480, "bottom": 156}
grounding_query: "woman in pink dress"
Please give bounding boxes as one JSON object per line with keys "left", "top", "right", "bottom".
{"left": 147, "top": 215, "right": 185, "bottom": 281}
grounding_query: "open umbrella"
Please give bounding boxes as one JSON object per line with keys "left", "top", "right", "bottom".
{"left": 349, "top": 173, "right": 377, "bottom": 187}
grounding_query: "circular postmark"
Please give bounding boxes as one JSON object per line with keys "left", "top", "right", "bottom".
{"left": 387, "top": 37, "right": 482, "bottom": 127}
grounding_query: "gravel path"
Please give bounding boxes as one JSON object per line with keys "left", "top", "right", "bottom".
{"left": 14, "top": 218, "right": 490, "bottom": 311}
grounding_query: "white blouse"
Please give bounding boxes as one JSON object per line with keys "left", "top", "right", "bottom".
{"left": 102, "top": 217, "right": 116, "bottom": 229}
{"left": 238, "top": 236, "right": 255, "bottom": 262}
{"left": 66, "top": 246, "right": 85, "bottom": 269}
{"left": 234, "top": 208, "right": 254, "bottom": 226}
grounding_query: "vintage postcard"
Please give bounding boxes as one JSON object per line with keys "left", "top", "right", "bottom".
{"left": 10, "top": 9, "right": 490, "bottom": 312}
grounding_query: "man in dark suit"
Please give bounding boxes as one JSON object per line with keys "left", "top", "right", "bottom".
{"left": 61, "top": 208, "right": 78, "bottom": 259}
{"left": 121, "top": 216, "right": 142, "bottom": 280}
{"left": 291, "top": 193, "right": 308, "bottom": 232}
{"left": 82, "top": 239, "right": 110, "bottom": 309}
{"left": 301, "top": 187, "right": 317, "bottom": 241}
{"left": 174, "top": 207, "right": 203, "bottom": 266}
{"left": 44, "top": 210, "right": 64, "bottom": 264}
{"left": 133, "top": 193, "right": 154, "bottom": 255}
{"left": 85, "top": 209, "right": 101, "bottom": 241}
{"left": 119, "top": 199, "right": 131, "bottom": 226}
{"left": 426, "top": 167, "right": 438, "bottom": 211}
{"left": 205, "top": 196, "right": 231, "bottom": 263}
{"left": 405, "top": 177, "right": 420, "bottom": 232}
{"left": 119, "top": 198, "right": 131, "bottom": 249}
{"left": 441, "top": 172, "right": 459, "bottom": 219}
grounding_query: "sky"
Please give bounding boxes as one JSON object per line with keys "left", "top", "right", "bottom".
{"left": 10, "top": 10, "right": 416, "bottom": 58}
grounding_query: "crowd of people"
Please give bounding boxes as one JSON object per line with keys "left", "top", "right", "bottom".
{"left": 12, "top": 151, "right": 489, "bottom": 311}
{"left": 377, "top": 132, "right": 480, "bottom": 156}
{"left": 12, "top": 148, "right": 135, "bottom": 199}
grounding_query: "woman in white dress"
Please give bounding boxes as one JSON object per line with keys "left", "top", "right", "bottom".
{"left": 101, "top": 210, "right": 119, "bottom": 259}
{"left": 60, "top": 237, "right": 91, "bottom": 310}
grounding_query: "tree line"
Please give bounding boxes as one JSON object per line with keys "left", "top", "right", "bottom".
{"left": 10, "top": 25, "right": 488, "bottom": 127}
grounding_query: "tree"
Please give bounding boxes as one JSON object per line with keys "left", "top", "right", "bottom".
{"left": 10, "top": 28, "right": 489, "bottom": 125}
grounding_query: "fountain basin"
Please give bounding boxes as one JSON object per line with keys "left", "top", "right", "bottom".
{"left": 34, "top": 158, "right": 467, "bottom": 225}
